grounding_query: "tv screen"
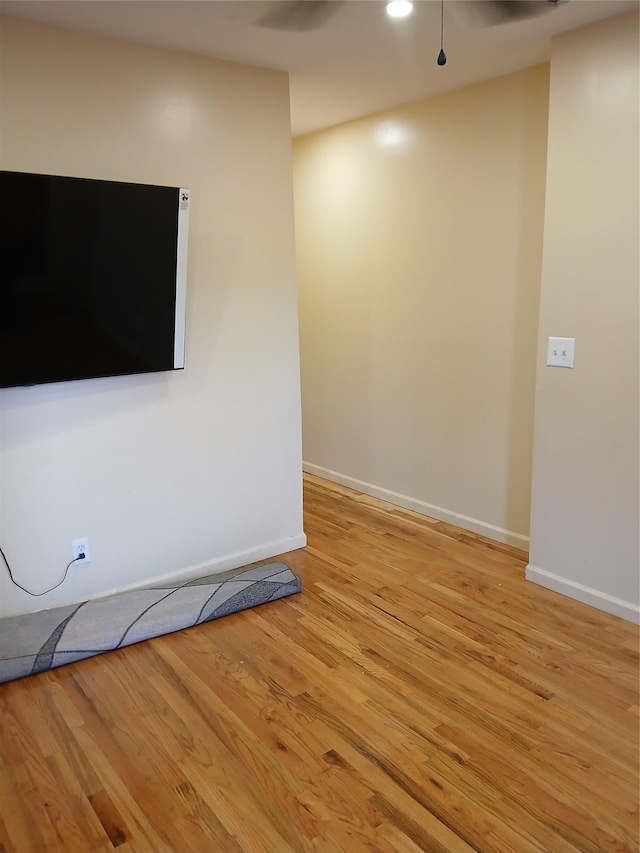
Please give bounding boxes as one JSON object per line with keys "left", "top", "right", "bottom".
{"left": 0, "top": 170, "right": 189, "bottom": 389}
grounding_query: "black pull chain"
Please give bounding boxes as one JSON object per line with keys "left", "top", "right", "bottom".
{"left": 437, "top": 0, "right": 447, "bottom": 66}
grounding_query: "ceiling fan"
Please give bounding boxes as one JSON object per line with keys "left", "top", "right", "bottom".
{"left": 256, "top": 0, "right": 567, "bottom": 32}
{"left": 257, "top": 0, "right": 344, "bottom": 31}
{"left": 459, "top": 0, "right": 568, "bottom": 27}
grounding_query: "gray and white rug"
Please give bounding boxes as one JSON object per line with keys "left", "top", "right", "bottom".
{"left": 0, "top": 561, "right": 301, "bottom": 684}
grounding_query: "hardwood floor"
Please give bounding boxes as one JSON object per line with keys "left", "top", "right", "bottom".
{"left": 0, "top": 473, "right": 638, "bottom": 852}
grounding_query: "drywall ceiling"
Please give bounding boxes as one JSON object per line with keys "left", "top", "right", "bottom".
{"left": 1, "top": 0, "right": 637, "bottom": 135}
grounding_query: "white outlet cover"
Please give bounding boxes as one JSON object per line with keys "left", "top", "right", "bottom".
{"left": 547, "top": 336, "right": 575, "bottom": 368}
{"left": 71, "top": 538, "right": 91, "bottom": 564}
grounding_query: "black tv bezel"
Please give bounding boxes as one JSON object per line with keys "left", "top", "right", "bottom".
{"left": 0, "top": 170, "right": 190, "bottom": 390}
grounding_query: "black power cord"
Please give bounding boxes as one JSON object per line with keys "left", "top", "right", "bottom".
{"left": 0, "top": 544, "right": 84, "bottom": 597}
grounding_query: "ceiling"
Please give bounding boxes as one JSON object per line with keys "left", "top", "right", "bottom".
{"left": 1, "top": 0, "right": 637, "bottom": 136}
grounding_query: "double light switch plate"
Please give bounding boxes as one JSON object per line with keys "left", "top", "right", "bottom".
{"left": 547, "top": 337, "right": 575, "bottom": 368}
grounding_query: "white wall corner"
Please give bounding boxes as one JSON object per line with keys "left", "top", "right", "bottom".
{"left": 526, "top": 564, "right": 640, "bottom": 625}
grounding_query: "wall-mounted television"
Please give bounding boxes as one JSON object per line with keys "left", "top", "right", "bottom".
{"left": 0, "top": 170, "right": 189, "bottom": 389}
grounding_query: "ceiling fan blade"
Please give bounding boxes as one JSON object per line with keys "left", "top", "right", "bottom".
{"left": 257, "top": 1, "right": 343, "bottom": 32}
{"left": 463, "top": 0, "right": 566, "bottom": 27}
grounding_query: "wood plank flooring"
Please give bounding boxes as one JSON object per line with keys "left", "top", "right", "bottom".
{"left": 0, "top": 472, "right": 638, "bottom": 852}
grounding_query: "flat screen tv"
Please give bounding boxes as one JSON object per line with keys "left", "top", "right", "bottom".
{"left": 0, "top": 170, "right": 189, "bottom": 389}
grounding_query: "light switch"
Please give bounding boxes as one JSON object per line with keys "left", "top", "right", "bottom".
{"left": 547, "top": 336, "right": 575, "bottom": 368}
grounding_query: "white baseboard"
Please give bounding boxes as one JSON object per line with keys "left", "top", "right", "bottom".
{"left": 107, "top": 533, "right": 307, "bottom": 600}
{"left": 526, "top": 564, "right": 640, "bottom": 624}
{"left": 303, "top": 462, "right": 529, "bottom": 549}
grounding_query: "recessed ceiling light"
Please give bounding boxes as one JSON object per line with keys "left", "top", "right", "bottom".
{"left": 386, "top": 1, "right": 414, "bottom": 19}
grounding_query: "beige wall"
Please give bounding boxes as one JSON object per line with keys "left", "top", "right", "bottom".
{"left": 0, "top": 18, "right": 304, "bottom": 617}
{"left": 294, "top": 66, "right": 549, "bottom": 546}
{"left": 527, "top": 12, "right": 639, "bottom": 622}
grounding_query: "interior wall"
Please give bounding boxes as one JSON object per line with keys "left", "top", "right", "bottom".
{"left": 294, "top": 65, "right": 549, "bottom": 547}
{"left": 0, "top": 18, "right": 304, "bottom": 618}
{"left": 527, "top": 11, "right": 639, "bottom": 622}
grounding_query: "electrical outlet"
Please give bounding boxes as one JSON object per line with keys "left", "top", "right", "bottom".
{"left": 71, "top": 538, "right": 91, "bottom": 565}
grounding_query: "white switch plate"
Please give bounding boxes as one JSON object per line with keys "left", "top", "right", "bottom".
{"left": 547, "top": 336, "right": 575, "bottom": 368}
